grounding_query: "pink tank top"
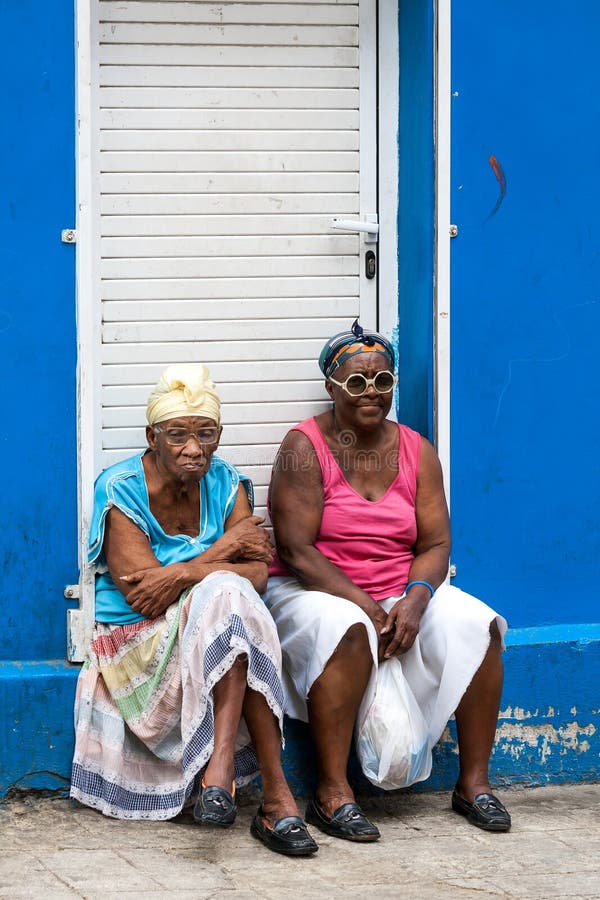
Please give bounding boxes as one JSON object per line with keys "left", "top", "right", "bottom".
{"left": 269, "top": 417, "right": 422, "bottom": 601}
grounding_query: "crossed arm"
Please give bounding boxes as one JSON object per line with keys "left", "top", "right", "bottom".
{"left": 269, "top": 430, "right": 451, "bottom": 660}
{"left": 103, "top": 485, "right": 272, "bottom": 619}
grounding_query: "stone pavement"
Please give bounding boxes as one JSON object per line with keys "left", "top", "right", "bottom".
{"left": 1, "top": 784, "right": 599, "bottom": 899}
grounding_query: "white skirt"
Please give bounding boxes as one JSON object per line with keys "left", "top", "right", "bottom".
{"left": 264, "top": 577, "right": 507, "bottom": 751}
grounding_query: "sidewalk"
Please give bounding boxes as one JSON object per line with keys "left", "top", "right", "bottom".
{"left": 1, "top": 783, "right": 599, "bottom": 899}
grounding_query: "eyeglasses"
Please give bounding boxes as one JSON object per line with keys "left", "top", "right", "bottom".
{"left": 327, "top": 370, "right": 397, "bottom": 397}
{"left": 153, "top": 426, "right": 220, "bottom": 446}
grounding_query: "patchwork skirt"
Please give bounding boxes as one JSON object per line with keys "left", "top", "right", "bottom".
{"left": 71, "top": 571, "right": 284, "bottom": 820}
{"left": 264, "top": 578, "right": 507, "bottom": 783}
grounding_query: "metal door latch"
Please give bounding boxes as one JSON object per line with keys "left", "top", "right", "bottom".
{"left": 330, "top": 215, "right": 379, "bottom": 243}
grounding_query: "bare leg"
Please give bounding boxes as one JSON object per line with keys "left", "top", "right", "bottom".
{"left": 203, "top": 654, "right": 300, "bottom": 823}
{"left": 454, "top": 620, "right": 503, "bottom": 801}
{"left": 307, "top": 623, "right": 373, "bottom": 818}
{"left": 203, "top": 655, "right": 247, "bottom": 790}
{"left": 243, "top": 688, "right": 300, "bottom": 823}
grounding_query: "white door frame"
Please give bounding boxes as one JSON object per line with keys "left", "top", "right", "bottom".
{"left": 378, "top": 0, "right": 400, "bottom": 342}
{"left": 357, "top": 0, "right": 378, "bottom": 329}
{"left": 70, "top": 0, "right": 444, "bottom": 660}
{"left": 434, "top": 0, "right": 452, "bottom": 508}
{"left": 70, "top": 0, "right": 100, "bottom": 660}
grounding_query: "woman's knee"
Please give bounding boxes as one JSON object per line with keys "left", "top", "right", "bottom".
{"left": 219, "top": 653, "right": 248, "bottom": 683}
{"left": 334, "top": 622, "right": 371, "bottom": 660}
{"left": 310, "top": 623, "right": 372, "bottom": 700}
{"left": 489, "top": 618, "right": 503, "bottom": 649}
{"left": 211, "top": 655, "right": 249, "bottom": 706}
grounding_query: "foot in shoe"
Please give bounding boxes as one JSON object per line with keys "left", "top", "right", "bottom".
{"left": 451, "top": 784, "right": 511, "bottom": 832}
{"left": 260, "top": 783, "right": 301, "bottom": 824}
{"left": 250, "top": 807, "right": 318, "bottom": 857}
{"left": 193, "top": 780, "right": 237, "bottom": 827}
{"left": 305, "top": 796, "right": 380, "bottom": 842}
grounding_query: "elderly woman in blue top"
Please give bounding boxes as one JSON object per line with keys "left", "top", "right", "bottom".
{"left": 71, "top": 364, "right": 317, "bottom": 857}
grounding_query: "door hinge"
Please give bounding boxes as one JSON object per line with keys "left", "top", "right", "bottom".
{"left": 449, "top": 224, "right": 459, "bottom": 238}
{"left": 61, "top": 229, "right": 77, "bottom": 244}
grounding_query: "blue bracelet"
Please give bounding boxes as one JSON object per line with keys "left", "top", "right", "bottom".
{"left": 405, "top": 580, "right": 436, "bottom": 599}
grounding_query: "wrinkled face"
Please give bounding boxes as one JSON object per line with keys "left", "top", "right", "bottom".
{"left": 325, "top": 352, "right": 395, "bottom": 429}
{"left": 146, "top": 415, "right": 222, "bottom": 483}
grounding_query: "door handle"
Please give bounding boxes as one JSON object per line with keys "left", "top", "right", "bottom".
{"left": 329, "top": 214, "right": 379, "bottom": 243}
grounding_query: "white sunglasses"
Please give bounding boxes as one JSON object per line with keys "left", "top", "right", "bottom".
{"left": 327, "top": 370, "right": 397, "bottom": 397}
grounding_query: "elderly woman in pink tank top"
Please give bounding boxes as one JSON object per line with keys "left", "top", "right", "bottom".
{"left": 265, "top": 320, "right": 511, "bottom": 841}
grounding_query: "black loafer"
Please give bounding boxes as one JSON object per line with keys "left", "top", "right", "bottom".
{"left": 305, "top": 797, "right": 380, "bottom": 842}
{"left": 193, "top": 783, "right": 237, "bottom": 827}
{"left": 250, "top": 807, "right": 318, "bottom": 856}
{"left": 451, "top": 787, "right": 511, "bottom": 832}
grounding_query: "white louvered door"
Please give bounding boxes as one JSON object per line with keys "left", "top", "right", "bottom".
{"left": 72, "top": 0, "right": 378, "bottom": 658}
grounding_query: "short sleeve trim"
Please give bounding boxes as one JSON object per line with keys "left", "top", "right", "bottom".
{"left": 88, "top": 466, "right": 149, "bottom": 564}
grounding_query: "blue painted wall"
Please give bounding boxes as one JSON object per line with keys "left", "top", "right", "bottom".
{"left": 0, "top": 2, "right": 78, "bottom": 656}
{"left": 450, "top": 0, "right": 600, "bottom": 629}
{"left": 0, "top": 2, "right": 79, "bottom": 794}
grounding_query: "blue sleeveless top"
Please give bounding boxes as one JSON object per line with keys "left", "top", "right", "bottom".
{"left": 89, "top": 452, "right": 253, "bottom": 624}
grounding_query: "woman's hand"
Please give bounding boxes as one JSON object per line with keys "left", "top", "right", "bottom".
{"left": 364, "top": 604, "right": 394, "bottom": 662}
{"left": 380, "top": 593, "right": 428, "bottom": 658}
{"left": 214, "top": 515, "right": 274, "bottom": 564}
{"left": 121, "top": 564, "right": 186, "bottom": 619}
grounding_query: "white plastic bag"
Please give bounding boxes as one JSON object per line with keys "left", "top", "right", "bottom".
{"left": 356, "top": 656, "right": 432, "bottom": 790}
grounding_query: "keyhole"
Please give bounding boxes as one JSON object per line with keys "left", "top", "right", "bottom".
{"left": 365, "top": 250, "right": 376, "bottom": 279}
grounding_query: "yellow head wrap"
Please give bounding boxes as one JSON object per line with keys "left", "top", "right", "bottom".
{"left": 146, "top": 364, "right": 221, "bottom": 426}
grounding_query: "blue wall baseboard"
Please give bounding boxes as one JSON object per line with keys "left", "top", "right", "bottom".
{"left": 2, "top": 627, "right": 598, "bottom": 800}
{"left": 0, "top": 661, "right": 79, "bottom": 798}
{"left": 427, "top": 627, "right": 600, "bottom": 791}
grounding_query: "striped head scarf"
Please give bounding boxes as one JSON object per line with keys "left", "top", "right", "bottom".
{"left": 318, "top": 319, "right": 395, "bottom": 378}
